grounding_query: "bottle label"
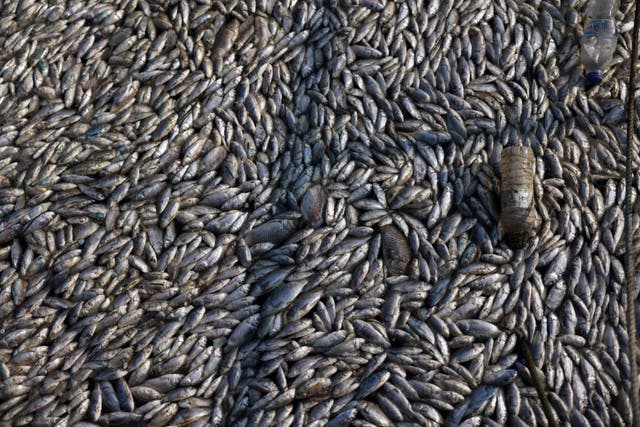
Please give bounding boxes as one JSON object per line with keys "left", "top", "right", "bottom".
{"left": 506, "top": 189, "right": 530, "bottom": 209}
{"left": 585, "top": 19, "right": 616, "bottom": 37}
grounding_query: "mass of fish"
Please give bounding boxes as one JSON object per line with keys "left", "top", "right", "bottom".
{"left": 0, "top": 0, "right": 638, "bottom": 425}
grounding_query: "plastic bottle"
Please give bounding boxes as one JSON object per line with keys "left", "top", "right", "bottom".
{"left": 581, "top": 0, "right": 619, "bottom": 89}
{"left": 500, "top": 146, "right": 537, "bottom": 249}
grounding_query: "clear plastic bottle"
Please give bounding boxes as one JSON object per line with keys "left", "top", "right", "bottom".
{"left": 581, "top": 0, "right": 619, "bottom": 89}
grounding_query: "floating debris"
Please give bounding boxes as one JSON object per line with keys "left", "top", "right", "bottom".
{"left": 380, "top": 223, "right": 411, "bottom": 276}
{"left": 300, "top": 185, "right": 327, "bottom": 227}
{"left": 500, "top": 146, "right": 537, "bottom": 249}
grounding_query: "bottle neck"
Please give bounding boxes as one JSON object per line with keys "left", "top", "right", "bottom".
{"left": 586, "top": 1, "right": 619, "bottom": 19}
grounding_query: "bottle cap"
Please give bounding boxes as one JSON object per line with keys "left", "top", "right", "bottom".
{"left": 506, "top": 231, "right": 528, "bottom": 250}
{"left": 585, "top": 71, "right": 603, "bottom": 89}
